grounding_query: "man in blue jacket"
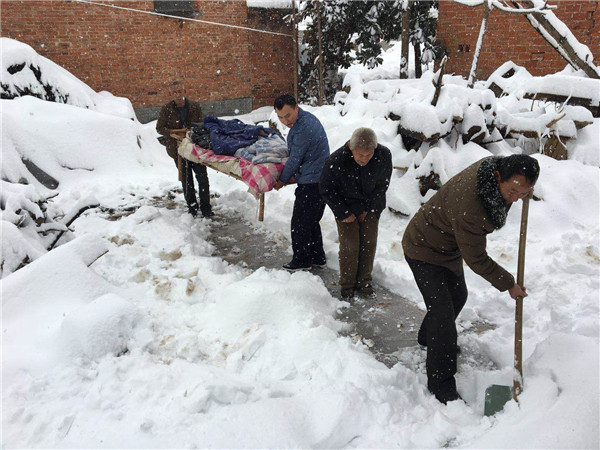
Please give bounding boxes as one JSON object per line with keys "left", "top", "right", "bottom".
{"left": 274, "top": 94, "right": 330, "bottom": 271}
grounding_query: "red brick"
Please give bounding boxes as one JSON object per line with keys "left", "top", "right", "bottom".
{"left": 0, "top": 0, "right": 294, "bottom": 109}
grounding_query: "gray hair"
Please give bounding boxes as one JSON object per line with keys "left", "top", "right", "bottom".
{"left": 349, "top": 127, "right": 377, "bottom": 150}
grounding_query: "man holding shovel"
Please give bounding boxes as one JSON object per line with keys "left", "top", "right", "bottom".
{"left": 402, "top": 154, "right": 540, "bottom": 404}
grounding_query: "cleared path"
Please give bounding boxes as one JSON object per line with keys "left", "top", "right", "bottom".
{"left": 207, "top": 212, "right": 425, "bottom": 368}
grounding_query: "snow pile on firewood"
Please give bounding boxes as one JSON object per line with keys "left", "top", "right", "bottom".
{"left": 336, "top": 59, "right": 597, "bottom": 160}
{"left": 330, "top": 45, "right": 599, "bottom": 218}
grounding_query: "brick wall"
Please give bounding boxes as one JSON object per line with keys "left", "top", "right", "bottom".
{"left": 247, "top": 7, "right": 294, "bottom": 108}
{"left": 436, "top": 0, "right": 600, "bottom": 80}
{"left": 0, "top": 0, "right": 294, "bottom": 113}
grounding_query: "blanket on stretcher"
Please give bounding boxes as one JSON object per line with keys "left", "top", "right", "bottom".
{"left": 178, "top": 136, "right": 286, "bottom": 198}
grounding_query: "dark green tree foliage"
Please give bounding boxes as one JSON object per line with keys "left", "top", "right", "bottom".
{"left": 296, "top": 1, "right": 353, "bottom": 105}
{"left": 296, "top": 1, "right": 440, "bottom": 104}
{"left": 298, "top": 0, "right": 398, "bottom": 104}
{"left": 410, "top": 1, "right": 444, "bottom": 66}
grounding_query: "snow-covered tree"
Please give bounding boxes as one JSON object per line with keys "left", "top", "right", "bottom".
{"left": 296, "top": 0, "right": 353, "bottom": 104}
{"left": 296, "top": 0, "right": 443, "bottom": 103}
{"left": 410, "top": 1, "right": 443, "bottom": 78}
{"left": 297, "top": 0, "right": 439, "bottom": 103}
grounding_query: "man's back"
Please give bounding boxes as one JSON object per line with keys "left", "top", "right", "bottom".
{"left": 402, "top": 157, "right": 514, "bottom": 291}
{"left": 282, "top": 108, "right": 329, "bottom": 184}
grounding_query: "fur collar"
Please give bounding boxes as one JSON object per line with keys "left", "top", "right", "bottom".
{"left": 476, "top": 157, "right": 508, "bottom": 229}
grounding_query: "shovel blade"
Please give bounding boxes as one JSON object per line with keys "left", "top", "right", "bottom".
{"left": 484, "top": 384, "right": 513, "bottom": 416}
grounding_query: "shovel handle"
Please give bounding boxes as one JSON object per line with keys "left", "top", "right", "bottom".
{"left": 513, "top": 196, "right": 530, "bottom": 401}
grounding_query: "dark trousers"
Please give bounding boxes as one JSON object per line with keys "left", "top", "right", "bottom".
{"left": 336, "top": 213, "right": 379, "bottom": 290}
{"left": 291, "top": 183, "right": 326, "bottom": 266}
{"left": 405, "top": 255, "right": 468, "bottom": 396}
{"left": 175, "top": 157, "right": 211, "bottom": 214}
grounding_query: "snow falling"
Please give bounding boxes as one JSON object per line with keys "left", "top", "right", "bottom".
{"left": 1, "top": 14, "right": 599, "bottom": 450}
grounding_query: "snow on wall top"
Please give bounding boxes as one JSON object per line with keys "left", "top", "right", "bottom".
{"left": 246, "top": 0, "right": 292, "bottom": 8}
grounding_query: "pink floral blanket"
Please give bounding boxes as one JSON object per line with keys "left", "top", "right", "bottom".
{"left": 187, "top": 143, "right": 285, "bottom": 198}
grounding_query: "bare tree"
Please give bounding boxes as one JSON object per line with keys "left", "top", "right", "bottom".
{"left": 514, "top": 0, "right": 600, "bottom": 79}
{"left": 317, "top": 0, "right": 324, "bottom": 105}
{"left": 467, "top": 1, "right": 491, "bottom": 88}
{"left": 455, "top": 0, "right": 600, "bottom": 84}
{"left": 414, "top": 40, "right": 422, "bottom": 79}
{"left": 292, "top": 0, "right": 298, "bottom": 99}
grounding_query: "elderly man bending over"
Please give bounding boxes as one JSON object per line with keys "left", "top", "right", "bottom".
{"left": 320, "top": 128, "right": 392, "bottom": 299}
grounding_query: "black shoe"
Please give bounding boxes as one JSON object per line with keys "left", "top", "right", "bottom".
{"left": 311, "top": 257, "right": 326, "bottom": 268}
{"left": 283, "top": 261, "right": 311, "bottom": 272}
{"left": 188, "top": 207, "right": 198, "bottom": 217}
{"left": 201, "top": 210, "right": 215, "bottom": 218}
{"left": 433, "top": 389, "right": 463, "bottom": 405}
{"left": 356, "top": 284, "right": 376, "bottom": 299}
{"left": 341, "top": 288, "right": 355, "bottom": 300}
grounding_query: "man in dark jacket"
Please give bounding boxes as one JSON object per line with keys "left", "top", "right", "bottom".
{"left": 156, "top": 81, "right": 213, "bottom": 218}
{"left": 274, "top": 94, "right": 330, "bottom": 271}
{"left": 402, "top": 154, "right": 540, "bottom": 404}
{"left": 320, "top": 128, "right": 392, "bottom": 299}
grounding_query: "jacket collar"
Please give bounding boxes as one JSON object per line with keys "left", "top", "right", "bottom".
{"left": 476, "top": 157, "right": 508, "bottom": 229}
{"left": 295, "top": 107, "right": 306, "bottom": 125}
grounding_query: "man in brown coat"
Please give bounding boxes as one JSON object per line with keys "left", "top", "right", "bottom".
{"left": 402, "top": 154, "right": 540, "bottom": 404}
{"left": 156, "top": 81, "right": 213, "bottom": 218}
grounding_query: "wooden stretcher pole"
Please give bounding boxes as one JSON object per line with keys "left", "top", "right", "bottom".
{"left": 171, "top": 130, "right": 187, "bottom": 183}
{"left": 258, "top": 193, "right": 265, "bottom": 222}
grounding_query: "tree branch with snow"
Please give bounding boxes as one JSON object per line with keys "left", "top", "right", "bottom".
{"left": 454, "top": 0, "right": 599, "bottom": 83}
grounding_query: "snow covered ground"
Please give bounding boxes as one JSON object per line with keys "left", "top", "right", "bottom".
{"left": 2, "top": 38, "right": 599, "bottom": 448}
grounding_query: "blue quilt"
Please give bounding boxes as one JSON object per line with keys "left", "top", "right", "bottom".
{"left": 202, "top": 116, "right": 278, "bottom": 156}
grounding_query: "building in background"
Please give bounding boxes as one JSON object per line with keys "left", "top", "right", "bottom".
{"left": 1, "top": 0, "right": 294, "bottom": 122}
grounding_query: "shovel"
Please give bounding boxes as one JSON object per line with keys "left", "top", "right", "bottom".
{"left": 484, "top": 196, "right": 530, "bottom": 416}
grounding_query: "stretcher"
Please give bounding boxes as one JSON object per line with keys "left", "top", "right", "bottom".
{"left": 176, "top": 135, "right": 286, "bottom": 221}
